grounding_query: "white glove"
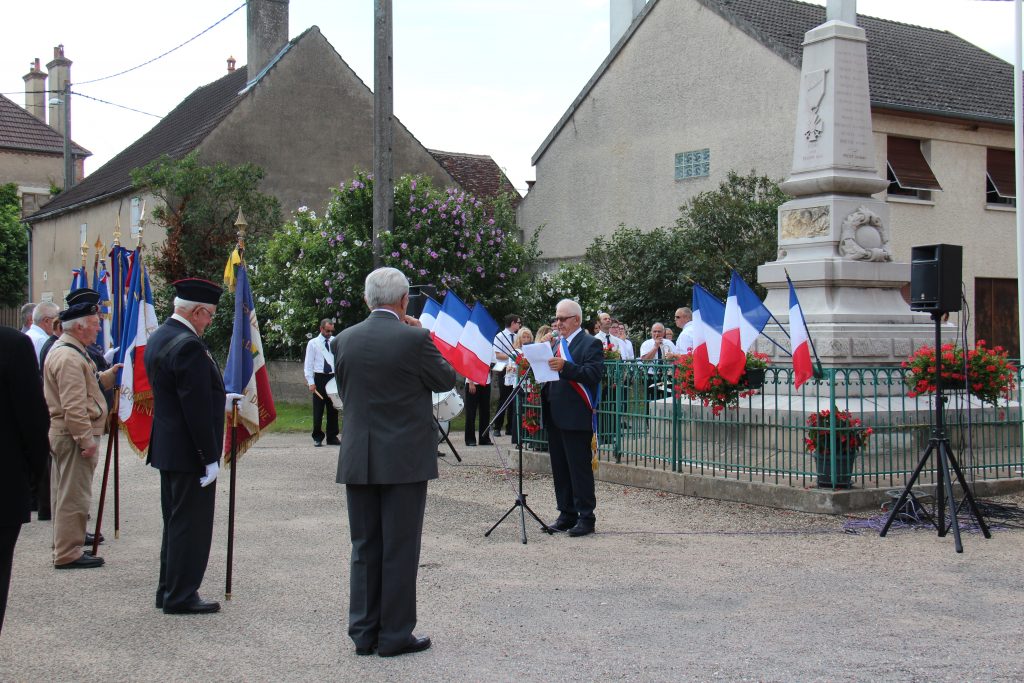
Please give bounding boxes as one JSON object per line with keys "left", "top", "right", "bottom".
{"left": 104, "top": 347, "right": 119, "bottom": 364}
{"left": 225, "top": 393, "right": 245, "bottom": 413}
{"left": 199, "top": 461, "right": 220, "bottom": 487}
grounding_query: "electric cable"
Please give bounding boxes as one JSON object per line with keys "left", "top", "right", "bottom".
{"left": 69, "top": 91, "right": 162, "bottom": 118}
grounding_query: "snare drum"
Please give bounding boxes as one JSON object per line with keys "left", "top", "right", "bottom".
{"left": 326, "top": 377, "right": 343, "bottom": 411}
{"left": 432, "top": 388, "right": 464, "bottom": 422}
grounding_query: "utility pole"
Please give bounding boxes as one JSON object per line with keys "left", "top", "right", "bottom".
{"left": 63, "top": 80, "right": 73, "bottom": 191}
{"left": 372, "top": 0, "right": 394, "bottom": 269}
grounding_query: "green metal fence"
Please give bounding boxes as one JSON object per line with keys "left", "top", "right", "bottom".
{"left": 519, "top": 361, "right": 1024, "bottom": 489}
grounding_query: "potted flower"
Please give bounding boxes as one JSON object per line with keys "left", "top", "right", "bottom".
{"left": 516, "top": 355, "right": 543, "bottom": 437}
{"left": 804, "top": 408, "right": 873, "bottom": 489}
{"left": 673, "top": 351, "right": 771, "bottom": 416}
{"left": 903, "top": 340, "right": 1017, "bottom": 405}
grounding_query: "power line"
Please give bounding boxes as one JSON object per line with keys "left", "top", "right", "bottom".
{"left": 75, "top": 2, "right": 245, "bottom": 86}
{"left": 71, "top": 91, "right": 162, "bottom": 119}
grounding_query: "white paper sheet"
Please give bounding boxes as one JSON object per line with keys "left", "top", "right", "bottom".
{"left": 521, "top": 341, "right": 560, "bottom": 383}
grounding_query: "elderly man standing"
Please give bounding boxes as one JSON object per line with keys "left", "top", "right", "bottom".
{"left": 145, "top": 278, "right": 226, "bottom": 615}
{"left": 543, "top": 298, "right": 604, "bottom": 537}
{"left": 674, "top": 307, "right": 695, "bottom": 355}
{"left": 26, "top": 301, "right": 59, "bottom": 362}
{"left": 42, "top": 289, "right": 120, "bottom": 569}
{"left": 335, "top": 267, "right": 455, "bottom": 657}
{"left": 19, "top": 302, "right": 36, "bottom": 334}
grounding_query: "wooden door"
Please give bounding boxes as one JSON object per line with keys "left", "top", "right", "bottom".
{"left": 975, "top": 278, "right": 1019, "bottom": 355}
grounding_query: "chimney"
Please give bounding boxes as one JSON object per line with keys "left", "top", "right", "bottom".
{"left": 609, "top": 0, "right": 646, "bottom": 49}
{"left": 23, "top": 58, "right": 47, "bottom": 123}
{"left": 227, "top": 55, "right": 237, "bottom": 73}
{"left": 46, "top": 44, "right": 72, "bottom": 136}
{"left": 247, "top": 0, "right": 289, "bottom": 78}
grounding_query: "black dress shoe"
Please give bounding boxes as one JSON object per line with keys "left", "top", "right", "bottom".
{"left": 55, "top": 553, "right": 105, "bottom": 569}
{"left": 478, "top": 438, "right": 493, "bottom": 446}
{"left": 465, "top": 439, "right": 477, "bottom": 447}
{"left": 493, "top": 429, "right": 502, "bottom": 437}
{"left": 549, "top": 518, "right": 576, "bottom": 532}
{"left": 84, "top": 532, "right": 104, "bottom": 546}
{"left": 354, "top": 643, "right": 377, "bottom": 656}
{"left": 313, "top": 439, "right": 323, "bottom": 447}
{"left": 37, "top": 512, "right": 52, "bottom": 521}
{"left": 163, "top": 599, "right": 220, "bottom": 615}
{"left": 378, "top": 635, "right": 431, "bottom": 657}
{"left": 568, "top": 522, "right": 595, "bottom": 537}
{"left": 326, "top": 437, "right": 341, "bottom": 446}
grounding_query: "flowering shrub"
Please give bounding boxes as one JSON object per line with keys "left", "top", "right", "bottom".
{"left": 519, "top": 261, "right": 609, "bottom": 330}
{"left": 804, "top": 409, "right": 873, "bottom": 455}
{"left": 903, "top": 341, "right": 1017, "bottom": 406}
{"left": 672, "top": 351, "right": 771, "bottom": 415}
{"left": 252, "top": 171, "right": 538, "bottom": 358}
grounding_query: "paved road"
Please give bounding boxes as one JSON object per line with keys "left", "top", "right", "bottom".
{"left": 2, "top": 433, "right": 1021, "bottom": 682}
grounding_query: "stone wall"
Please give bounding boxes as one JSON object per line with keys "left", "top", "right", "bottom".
{"left": 266, "top": 360, "right": 309, "bottom": 403}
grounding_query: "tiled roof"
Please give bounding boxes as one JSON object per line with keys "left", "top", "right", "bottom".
{"left": 25, "top": 66, "right": 250, "bottom": 222}
{"left": 427, "top": 150, "right": 522, "bottom": 206}
{"left": 534, "top": 0, "right": 1013, "bottom": 164}
{"left": 703, "top": 0, "right": 1013, "bottom": 123}
{"left": 0, "top": 93, "right": 90, "bottom": 157}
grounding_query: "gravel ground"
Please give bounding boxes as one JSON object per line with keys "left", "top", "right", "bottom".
{"left": 2, "top": 432, "right": 1022, "bottom": 682}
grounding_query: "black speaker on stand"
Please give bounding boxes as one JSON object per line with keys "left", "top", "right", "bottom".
{"left": 882, "top": 243, "right": 990, "bottom": 552}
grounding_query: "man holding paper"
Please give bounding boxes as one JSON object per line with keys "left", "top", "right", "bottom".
{"left": 541, "top": 299, "right": 604, "bottom": 537}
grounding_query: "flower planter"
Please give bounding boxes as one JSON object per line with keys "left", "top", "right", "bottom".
{"left": 814, "top": 450, "right": 858, "bottom": 489}
{"left": 743, "top": 368, "right": 766, "bottom": 389}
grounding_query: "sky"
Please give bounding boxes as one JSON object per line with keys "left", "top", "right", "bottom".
{"left": 1, "top": 0, "right": 1018, "bottom": 197}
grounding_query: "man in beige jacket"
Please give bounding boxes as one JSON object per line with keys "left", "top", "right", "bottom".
{"left": 42, "top": 289, "right": 120, "bottom": 569}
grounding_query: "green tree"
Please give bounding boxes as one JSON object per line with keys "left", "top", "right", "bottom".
{"left": 674, "top": 170, "right": 786, "bottom": 299}
{"left": 253, "top": 171, "right": 538, "bottom": 359}
{"left": 130, "top": 152, "right": 282, "bottom": 356}
{"left": 0, "top": 183, "right": 28, "bottom": 307}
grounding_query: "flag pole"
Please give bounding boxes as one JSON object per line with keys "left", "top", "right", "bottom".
{"left": 225, "top": 207, "right": 247, "bottom": 601}
{"left": 91, "top": 408, "right": 116, "bottom": 556}
{"left": 785, "top": 270, "right": 824, "bottom": 378}
{"left": 110, "top": 216, "right": 123, "bottom": 538}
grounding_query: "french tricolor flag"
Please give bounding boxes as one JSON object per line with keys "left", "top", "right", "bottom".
{"left": 788, "top": 277, "right": 814, "bottom": 389}
{"left": 691, "top": 284, "right": 725, "bottom": 392}
{"left": 433, "top": 292, "right": 470, "bottom": 370}
{"left": 419, "top": 296, "right": 441, "bottom": 335}
{"left": 718, "top": 271, "right": 772, "bottom": 384}
{"left": 117, "top": 250, "right": 159, "bottom": 456}
{"left": 455, "top": 303, "right": 500, "bottom": 385}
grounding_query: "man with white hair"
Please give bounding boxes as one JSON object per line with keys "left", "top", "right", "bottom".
{"left": 42, "top": 288, "right": 120, "bottom": 569}
{"left": 19, "top": 302, "right": 36, "bottom": 334}
{"left": 334, "top": 267, "right": 455, "bottom": 657}
{"left": 145, "top": 278, "right": 226, "bottom": 615}
{"left": 26, "top": 301, "right": 59, "bottom": 362}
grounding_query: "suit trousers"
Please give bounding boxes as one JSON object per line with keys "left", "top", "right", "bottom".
{"left": 0, "top": 524, "right": 20, "bottom": 634}
{"left": 494, "top": 374, "right": 512, "bottom": 432}
{"left": 158, "top": 470, "right": 216, "bottom": 609}
{"left": 34, "top": 455, "right": 52, "bottom": 521}
{"left": 312, "top": 372, "right": 339, "bottom": 442}
{"left": 49, "top": 434, "right": 98, "bottom": 565}
{"left": 546, "top": 421, "right": 597, "bottom": 523}
{"left": 463, "top": 382, "right": 491, "bottom": 442}
{"left": 345, "top": 481, "right": 427, "bottom": 653}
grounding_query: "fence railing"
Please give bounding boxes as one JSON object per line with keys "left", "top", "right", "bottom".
{"left": 519, "top": 361, "right": 1024, "bottom": 489}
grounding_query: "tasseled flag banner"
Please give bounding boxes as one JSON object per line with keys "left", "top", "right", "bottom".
{"left": 117, "top": 250, "right": 159, "bottom": 457}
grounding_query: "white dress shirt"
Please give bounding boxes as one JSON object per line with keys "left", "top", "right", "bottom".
{"left": 675, "top": 321, "right": 695, "bottom": 355}
{"left": 303, "top": 333, "right": 335, "bottom": 384}
{"left": 492, "top": 328, "right": 517, "bottom": 372}
{"left": 26, "top": 324, "right": 49, "bottom": 363}
{"left": 615, "top": 337, "right": 635, "bottom": 360}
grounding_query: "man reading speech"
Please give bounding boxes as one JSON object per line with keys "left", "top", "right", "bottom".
{"left": 333, "top": 267, "right": 455, "bottom": 657}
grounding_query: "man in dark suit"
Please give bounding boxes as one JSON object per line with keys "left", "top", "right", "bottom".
{"left": 543, "top": 298, "right": 604, "bottom": 537}
{"left": 334, "top": 267, "right": 455, "bottom": 657}
{"left": 145, "top": 278, "right": 226, "bottom": 615}
{"left": 0, "top": 327, "right": 50, "bottom": 633}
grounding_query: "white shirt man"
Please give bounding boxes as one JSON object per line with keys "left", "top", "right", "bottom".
{"left": 594, "top": 312, "right": 619, "bottom": 352}
{"left": 26, "top": 301, "right": 59, "bottom": 363}
{"left": 674, "top": 307, "right": 695, "bottom": 355}
{"left": 611, "top": 322, "right": 635, "bottom": 360}
{"left": 639, "top": 323, "right": 676, "bottom": 365}
{"left": 303, "top": 319, "right": 338, "bottom": 447}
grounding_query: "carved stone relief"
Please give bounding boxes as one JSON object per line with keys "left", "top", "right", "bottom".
{"left": 781, "top": 206, "right": 830, "bottom": 240}
{"left": 838, "top": 206, "right": 891, "bottom": 261}
{"left": 802, "top": 69, "right": 828, "bottom": 142}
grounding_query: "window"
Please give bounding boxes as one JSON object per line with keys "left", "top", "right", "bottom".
{"left": 986, "top": 148, "right": 1015, "bottom": 207}
{"left": 675, "top": 149, "right": 710, "bottom": 180}
{"left": 79, "top": 223, "right": 88, "bottom": 248}
{"left": 130, "top": 197, "right": 141, "bottom": 238}
{"left": 887, "top": 137, "right": 941, "bottom": 200}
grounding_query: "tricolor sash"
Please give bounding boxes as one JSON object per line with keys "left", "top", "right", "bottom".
{"left": 558, "top": 337, "right": 601, "bottom": 435}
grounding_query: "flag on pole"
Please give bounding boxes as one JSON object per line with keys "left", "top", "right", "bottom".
{"left": 455, "top": 303, "right": 500, "bottom": 385}
{"left": 117, "top": 251, "right": 159, "bottom": 456}
{"left": 433, "top": 292, "right": 471, "bottom": 370}
{"left": 691, "top": 284, "right": 726, "bottom": 391}
{"left": 718, "top": 271, "right": 772, "bottom": 383}
{"left": 419, "top": 296, "right": 441, "bottom": 333}
{"left": 70, "top": 267, "right": 89, "bottom": 292}
{"left": 788, "top": 276, "right": 814, "bottom": 389}
{"left": 95, "top": 266, "right": 112, "bottom": 352}
{"left": 108, "top": 246, "right": 131, "bottom": 345}
{"left": 222, "top": 259, "right": 276, "bottom": 461}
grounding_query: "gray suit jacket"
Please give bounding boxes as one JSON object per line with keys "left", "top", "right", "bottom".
{"left": 334, "top": 310, "right": 456, "bottom": 485}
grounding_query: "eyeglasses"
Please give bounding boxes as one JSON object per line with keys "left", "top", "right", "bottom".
{"left": 196, "top": 307, "right": 214, "bottom": 319}
{"left": 553, "top": 315, "right": 578, "bottom": 323}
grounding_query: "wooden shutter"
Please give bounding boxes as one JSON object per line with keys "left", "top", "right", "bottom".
{"left": 887, "top": 137, "right": 942, "bottom": 191}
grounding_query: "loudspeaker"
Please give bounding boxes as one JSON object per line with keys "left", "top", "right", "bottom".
{"left": 910, "top": 244, "right": 962, "bottom": 313}
{"left": 407, "top": 284, "right": 438, "bottom": 318}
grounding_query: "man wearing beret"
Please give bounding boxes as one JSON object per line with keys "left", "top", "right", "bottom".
{"left": 145, "top": 278, "right": 226, "bottom": 615}
{"left": 42, "top": 288, "right": 121, "bottom": 569}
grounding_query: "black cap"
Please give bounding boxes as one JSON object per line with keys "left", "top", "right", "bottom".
{"left": 172, "top": 278, "right": 223, "bottom": 306}
{"left": 60, "top": 288, "right": 101, "bottom": 322}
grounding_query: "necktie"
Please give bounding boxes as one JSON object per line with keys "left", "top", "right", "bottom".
{"left": 656, "top": 344, "right": 662, "bottom": 361}
{"left": 322, "top": 337, "right": 331, "bottom": 374}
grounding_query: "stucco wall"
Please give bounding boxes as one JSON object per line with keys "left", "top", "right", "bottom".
{"left": 198, "top": 27, "right": 457, "bottom": 217}
{"left": 0, "top": 149, "right": 64, "bottom": 190}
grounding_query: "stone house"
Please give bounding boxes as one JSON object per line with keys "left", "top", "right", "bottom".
{"left": 517, "top": 0, "right": 1016, "bottom": 348}
{"left": 25, "top": 0, "right": 516, "bottom": 306}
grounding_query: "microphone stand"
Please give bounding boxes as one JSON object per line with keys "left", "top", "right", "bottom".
{"left": 484, "top": 368, "right": 553, "bottom": 543}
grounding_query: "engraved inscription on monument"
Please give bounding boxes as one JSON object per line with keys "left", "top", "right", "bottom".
{"left": 832, "top": 40, "right": 872, "bottom": 169}
{"left": 781, "top": 206, "right": 831, "bottom": 240}
{"left": 802, "top": 69, "right": 827, "bottom": 142}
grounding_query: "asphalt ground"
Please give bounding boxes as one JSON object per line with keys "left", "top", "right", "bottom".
{"left": 2, "top": 432, "right": 1022, "bottom": 682}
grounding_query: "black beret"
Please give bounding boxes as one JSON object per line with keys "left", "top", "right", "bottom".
{"left": 173, "top": 278, "right": 223, "bottom": 306}
{"left": 65, "top": 287, "right": 100, "bottom": 308}
{"left": 60, "top": 288, "right": 101, "bottom": 322}
{"left": 60, "top": 302, "right": 99, "bottom": 322}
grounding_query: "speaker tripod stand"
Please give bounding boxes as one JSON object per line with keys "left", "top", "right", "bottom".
{"left": 879, "top": 311, "right": 991, "bottom": 553}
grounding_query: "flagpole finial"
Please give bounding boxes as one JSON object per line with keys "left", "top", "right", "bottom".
{"left": 113, "top": 214, "right": 122, "bottom": 247}
{"left": 137, "top": 200, "right": 147, "bottom": 249}
{"left": 94, "top": 236, "right": 105, "bottom": 254}
{"left": 234, "top": 208, "right": 248, "bottom": 251}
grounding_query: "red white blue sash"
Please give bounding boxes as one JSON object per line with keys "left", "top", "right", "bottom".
{"left": 558, "top": 337, "right": 600, "bottom": 434}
